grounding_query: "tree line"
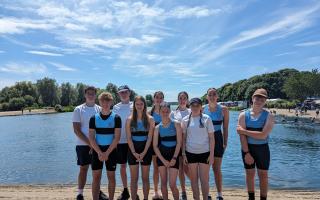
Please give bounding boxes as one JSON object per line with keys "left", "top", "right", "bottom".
{"left": 0, "top": 78, "right": 138, "bottom": 111}
{"left": 201, "top": 68, "right": 320, "bottom": 103}
{"left": 1, "top": 68, "right": 319, "bottom": 111}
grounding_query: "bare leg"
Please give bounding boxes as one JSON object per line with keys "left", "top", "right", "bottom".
{"left": 258, "top": 169, "right": 268, "bottom": 198}
{"left": 152, "top": 156, "right": 160, "bottom": 198}
{"left": 107, "top": 171, "right": 116, "bottom": 200}
{"left": 120, "top": 164, "right": 128, "bottom": 188}
{"left": 213, "top": 158, "right": 223, "bottom": 194}
{"left": 199, "top": 163, "right": 210, "bottom": 200}
{"left": 246, "top": 169, "right": 256, "bottom": 194}
{"left": 142, "top": 165, "right": 151, "bottom": 200}
{"left": 178, "top": 157, "right": 186, "bottom": 193}
{"left": 159, "top": 166, "right": 168, "bottom": 200}
{"left": 78, "top": 165, "right": 89, "bottom": 191}
{"left": 92, "top": 170, "right": 102, "bottom": 200}
{"left": 130, "top": 165, "right": 139, "bottom": 200}
{"left": 188, "top": 163, "right": 200, "bottom": 200}
{"left": 169, "top": 168, "right": 179, "bottom": 200}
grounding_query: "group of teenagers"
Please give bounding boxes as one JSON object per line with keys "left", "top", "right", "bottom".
{"left": 72, "top": 85, "right": 274, "bottom": 200}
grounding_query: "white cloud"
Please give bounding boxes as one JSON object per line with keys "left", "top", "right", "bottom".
{"left": 49, "top": 62, "right": 77, "bottom": 71}
{"left": 172, "top": 66, "right": 209, "bottom": 78}
{"left": 26, "top": 50, "right": 63, "bottom": 57}
{"left": 168, "top": 6, "right": 221, "bottom": 19}
{"left": 67, "top": 35, "right": 161, "bottom": 49}
{"left": 275, "top": 52, "right": 296, "bottom": 57}
{"left": 197, "top": 4, "right": 320, "bottom": 65}
{"left": 295, "top": 40, "right": 320, "bottom": 47}
{"left": 0, "top": 62, "right": 47, "bottom": 75}
{"left": 64, "top": 23, "right": 87, "bottom": 31}
{"left": 0, "top": 50, "right": 5, "bottom": 53}
{"left": 0, "top": 17, "right": 54, "bottom": 34}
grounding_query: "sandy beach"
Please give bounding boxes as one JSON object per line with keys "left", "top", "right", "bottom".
{"left": 0, "top": 185, "right": 319, "bottom": 200}
{"left": 271, "top": 108, "right": 318, "bottom": 118}
{"left": 0, "top": 108, "right": 57, "bottom": 117}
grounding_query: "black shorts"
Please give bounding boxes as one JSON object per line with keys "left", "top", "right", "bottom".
{"left": 92, "top": 145, "right": 117, "bottom": 171}
{"left": 242, "top": 143, "right": 270, "bottom": 170}
{"left": 157, "top": 145, "right": 179, "bottom": 169}
{"left": 128, "top": 141, "right": 153, "bottom": 166}
{"left": 76, "top": 145, "right": 92, "bottom": 166}
{"left": 186, "top": 151, "right": 210, "bottom": 164}
{"left": 116, "top": 143, "right": 129, "bottom": 164}
{"left": 214, "top": 130, "right": 224, "bottom": 158}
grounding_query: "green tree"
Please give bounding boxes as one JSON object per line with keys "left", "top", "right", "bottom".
{"left": 106, "top": 83, "right": 120, "bottom": 103}
{"left": 23, "top": 95, "right": 35, "bottom": 107}
{"left": 9, "top": 97, "right": 25, "bottom": 110}
{"left": 283, "top": 73, "right": 310, "bottom": 101}
{"left": 76, "top": 83, "right": 87, "bottom": 105}
{"left": 60, "top": 82, "right": 77, "bottom": 106}
{"left": 36, "top": 77, "right": 60, "bottom": 106}
{"left": 244, "top": 82, "right": 269, "bottom": 100}
{"left": 145, "top": 94, "right": 153, "bottom": 107}
{"left": 15, "top": 81, "right": 37, "bottom": 97}
{"left": 0, "top": 102, "right": 9, "bottom": 111}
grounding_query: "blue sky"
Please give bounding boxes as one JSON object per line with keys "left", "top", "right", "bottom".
{"left": 0, "top": 0, "right": 320, "bottom": 101}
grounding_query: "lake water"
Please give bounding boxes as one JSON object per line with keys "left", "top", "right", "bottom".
{"left": 0, "top": 111, "right": 319, "bottom": 189}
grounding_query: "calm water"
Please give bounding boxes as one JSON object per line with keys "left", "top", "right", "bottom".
{"left": 0, "top": 111, "right": 319, "bottom": 189}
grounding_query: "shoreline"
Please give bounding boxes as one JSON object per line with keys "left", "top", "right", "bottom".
{"left": 271, "top": 108, "right": 320, "bottom": 123}
{"left": 1, "top": 108, "right": 319, "bottom": 123}
{"left": 0, "top": 108, "right": 58, "bottom": 117}
{"left": 0, "top": 185, "right": 319, "bottom": 199}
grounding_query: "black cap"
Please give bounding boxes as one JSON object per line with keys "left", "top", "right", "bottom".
{"left": 189, "top": 97, "right": 202, "bottom": 105}
{"left": 118, "top": 85, "right": 130, "bottom": 92}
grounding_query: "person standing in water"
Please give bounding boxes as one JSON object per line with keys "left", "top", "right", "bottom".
{"left": 170, "top": 91, "right": 191, "bottom": 200}
{"left": 149, "top": 91, "right": 164, "bottom": 200}
{"left": 72, "top": 86, "right": 108, "bottom": 200}
{"left": 237, "top": 88, "right": 274, "bottom": 200}
{"left": 113, "top": 85, "right": 133, "bottom": 200}
{"left": 126, "top": 96, "right": 155, "bottom": 200}
{"left": 154, "top": 102, "right": 182, "bottom": 200}
{"left": 203, "top": 88, "right": 229, "bottom": 200}
{"left": 182, "top": 98, "right": 215, "bottom": 200}
{"left": 89, "top": 92, "right": 121, "bottom": 200}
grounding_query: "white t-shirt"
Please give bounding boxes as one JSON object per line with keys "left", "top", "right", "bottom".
{"left": 72, "top": 103, "right": 101, "bottom": 146}
{"left": 112, "top": 101, "right": 133, "bottom": 144}
{"left": 181, "top": 114, "right": 214, "bottom": 154}
{"left": 170, "top": 108, "right": 191, "bottom": 122}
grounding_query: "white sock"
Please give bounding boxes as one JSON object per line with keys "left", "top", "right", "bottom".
{"left": 217, "top": 192, "right": 222, "bottom": 197}
{"left": 78, "top": 189, "right": 83, "bottom": 195}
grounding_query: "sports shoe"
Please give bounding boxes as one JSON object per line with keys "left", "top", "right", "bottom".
{"left": 99, "top": 191, "right": 109, "bottom": 200}
{"left": 76, "top": 194, "right": 84, "bottom": 200}
{"left": 117, "top": 188, "right": 130, "bottom": 200}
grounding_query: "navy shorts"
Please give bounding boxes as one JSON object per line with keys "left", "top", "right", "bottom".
{"left": 242, "top": 143, "right": 270, "bottom": 170}
{"left": 186, "top": 151, "right": 210, "bottom": 164}
{"left": 128, "top": 141, "right": 153, "bottom": 166}
{"left": 157, "top": 145, "right": 179, "bottom": 169}
{"left": 92, "top": 145, "right": 117, "bottom": 171}
{"left": 76, "top": 145, "right": 91, "bottom": 166}
{"left": 214, "top": 130, "right": 224, "bottom": 158}
{"left": 116, "top": 143, "right": 129, "bottom": 164}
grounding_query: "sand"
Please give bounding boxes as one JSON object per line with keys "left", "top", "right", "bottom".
{"left": 271, "top": 108, "right": 318, "bottom": 119}
{"left": 0, "top": 185, "right": 319, "bottom": 200}
{"left": 0, "top": 108, "right": 57, "bottom": 117}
